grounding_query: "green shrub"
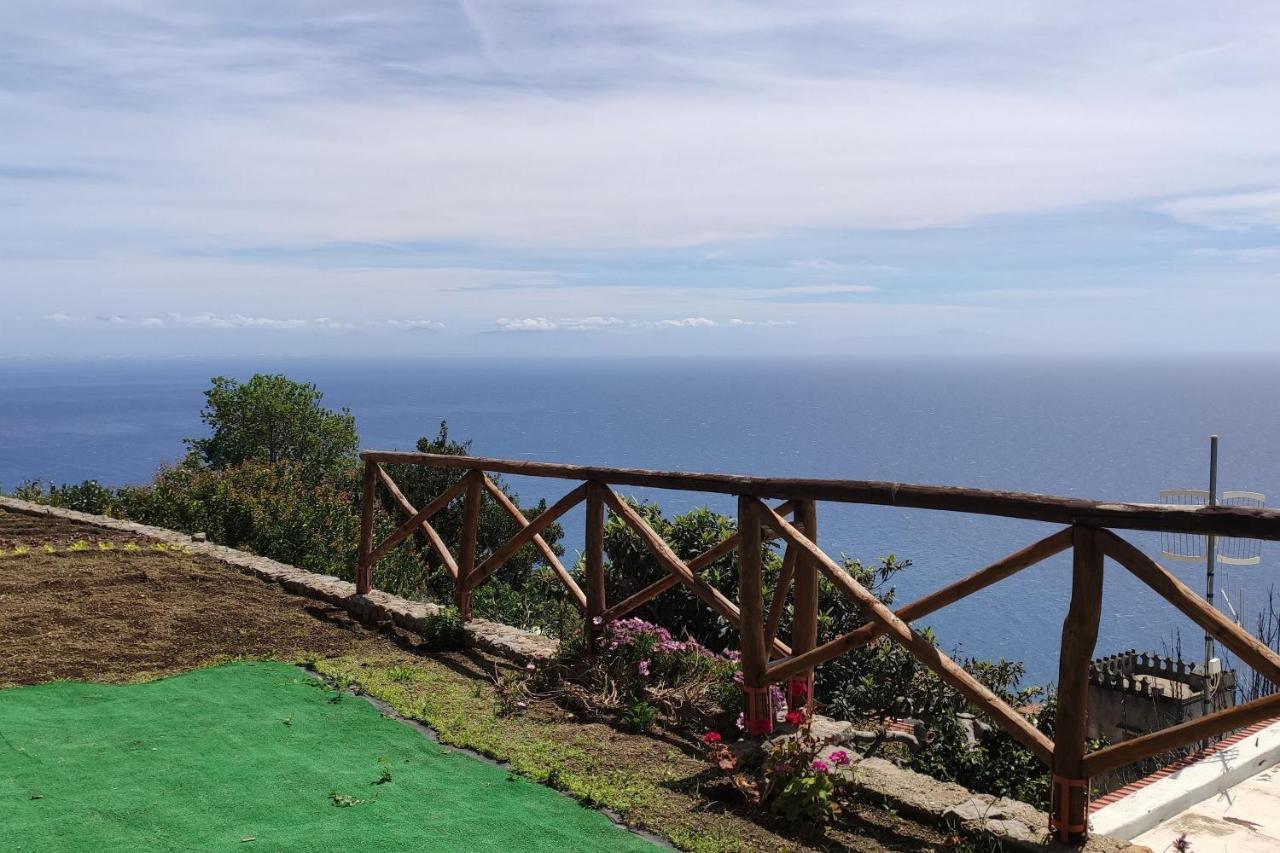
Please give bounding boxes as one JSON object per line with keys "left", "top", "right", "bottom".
{"left": 421, "top": 606, "right": 468, "bottom": 651}
{"left": 621, "top": 701, "right": 658, "bottom": 732}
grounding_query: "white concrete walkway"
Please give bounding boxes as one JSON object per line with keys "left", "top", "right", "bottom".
{"left": 1131, "top": 761, "right": 1280, "bottom": 853}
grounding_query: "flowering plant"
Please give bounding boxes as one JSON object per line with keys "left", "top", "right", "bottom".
{"left": 703, "top": 717, "right": 857, "bottom": 826}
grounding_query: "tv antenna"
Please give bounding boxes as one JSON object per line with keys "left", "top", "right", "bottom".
{"left": 1160, "top": 435, "right": 1265, "bottom": 716}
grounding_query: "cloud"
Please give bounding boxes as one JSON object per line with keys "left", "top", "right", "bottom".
{"left": 1158, "top": 189, "right": 1280, "bottom": 231}
{"left": 41, "top": 313, "right": 443, "bottom": 332}
{"left": 495, "top": 316, "right": 793, "bottom": 332}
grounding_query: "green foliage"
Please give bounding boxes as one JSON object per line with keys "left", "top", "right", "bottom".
{"left": 599, "top": 501, "right": 782, "bottom": 653}
{"left": 621, "top": 701, "right": 658, "bottom": 732}
{"left": 6, "top": 479, "right": 120, "bottom": 516}
{"left": 187, "top": 374, "right": 358, "bottom": 478}
{"left": 421, "top": 606, "right": 468, "bottom": 651}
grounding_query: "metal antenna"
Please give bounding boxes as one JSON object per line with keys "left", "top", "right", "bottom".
{"left": 1159, "top": 435, "right": 1265, "bottom": 717}
{"left": 1205, "top": 435, "right": 1218, "bottom": 717}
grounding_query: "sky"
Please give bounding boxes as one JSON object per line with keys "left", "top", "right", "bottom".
{"left": 2, "top": 2, "right": 1280, "bottom": 358}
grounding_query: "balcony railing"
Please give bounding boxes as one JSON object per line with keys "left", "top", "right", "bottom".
{"left": 355, "top": 450, "right": 1280, "bottom": 844}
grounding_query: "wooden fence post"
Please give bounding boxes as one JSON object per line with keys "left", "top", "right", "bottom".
{"left": 738, "top": 495, "right": 772, "bottom": 735}
{"left": 455, "top": 469, "right": 483, "bottom": 620}
{"left": 789, "top": 499, "right": 819, "bottom": 714}
{"left": 356, "top": 459, "right": 377, "bottom": 595}
{"left": 1052, "top": 525, "right": 1104, "bottom": 844}
{"left": 585, "top": 482, "right": 606, "bottom": 653}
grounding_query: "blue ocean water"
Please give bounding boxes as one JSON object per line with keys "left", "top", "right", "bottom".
{"left": 3, "top": 356, "right": 1278, "bottom": 686}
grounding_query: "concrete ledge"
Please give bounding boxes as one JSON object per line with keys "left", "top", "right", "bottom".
{"left": 1091, "top": 720, "right": 1280, "bottom": 840}
{"left": 0, "top": 496, "right": 557, "bottom": 664}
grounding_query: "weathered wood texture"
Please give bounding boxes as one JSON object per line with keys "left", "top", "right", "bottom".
{"left": 738, "top": 496, "right": 768, "bottom": 694}
{"left": 482, "top": 475, "right": 585, "bottom": 609}
{"left": 786, "top": 500, "right": 819, "bottom": 710}
{"left": 356, "top": 460, "right": 378, "bottom": 594}
{"left": 375, "top": 464, "right": 460, "bottom": 579}
{"left": 1051, "top": 526, "right": 1105, "bottom": 843}
{"left": 361, "top": 451, "right": 1280, "bottom": 539}
{"left": 584, "top": 481, "right": 606, "bottom": 634}
{"left": 464, "top": 483, "right": 587, "bottom": 592}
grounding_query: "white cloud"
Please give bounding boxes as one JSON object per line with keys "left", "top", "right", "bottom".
{"left": 1159, "top": 189, "right": 1280, "bottom": 231}
{"left": 39, "top": 313, "right": 444, "bottom": 332}
{"left": 495, "top": 315, "right": 793, "bottom": 332}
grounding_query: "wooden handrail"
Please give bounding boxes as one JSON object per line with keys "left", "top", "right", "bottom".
{"left": 367, "top": 473, "right": 471, "bottom": 566}
{"left": 375, "top": 464, "right": 460, "bottom": 579}
{"left": 360, "top": 450, "right": 1280, "bottom": 540}
{"left": 1082, "top": 691, "right": 1280, "bottom": 777}
{"left": 603, "top": 488, "right": 791, "bottom": 657}
{"left": 481, "top": 475, "right": 586, "bottom": 610}
{"left": 464, "top": 483, "right": 588, "bottom": 592}
{"left": 756, "top": 499, "right": 1055, "bottom": 766}
{"left": 600, "top": 501, "right": 801, "bottom": 623}
{"left": 1099, "top": 529, "right": 1280, "bottom": 684}
{"left": 766, "top": 526, "right": 1074, "bottom": 684}
{"left": 357, "top": 450, "right": 1280, "bottom": 843}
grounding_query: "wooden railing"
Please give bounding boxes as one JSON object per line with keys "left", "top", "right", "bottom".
{"left": 355, "top": 451, "right": 1280, "bottom": 844}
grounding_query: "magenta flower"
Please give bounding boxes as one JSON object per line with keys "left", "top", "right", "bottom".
{"left": 829, "top": 750, "right": 851, "bottom": 766}
{"left": 810, "top": 759, "right": 829, "bottom": 773}
{"left": 637, "top": 659, "right": 651, "bottom": 676}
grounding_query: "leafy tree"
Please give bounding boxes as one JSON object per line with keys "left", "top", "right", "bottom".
{"left": 186, "top": 374, "right": 358, "bottom": 478}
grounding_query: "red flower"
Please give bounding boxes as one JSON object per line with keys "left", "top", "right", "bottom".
{"left": 785, "top": 710, "right": 806, "bottom": 726}
{"left": 702, "top": 731, "right": 722, "bottom": 744}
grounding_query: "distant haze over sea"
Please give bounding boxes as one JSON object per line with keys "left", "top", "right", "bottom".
{"left": 3, "top": 355, "right": 1277, "bottom": 686}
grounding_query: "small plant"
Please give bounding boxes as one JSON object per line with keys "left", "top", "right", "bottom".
{"left": 387, "top": 665, "right": 418, "bottom": 683}
{"left": 11, "top": 545, "right": 31, "bottom": 557}
{"left": 328, "top": 791, "right": 364, "bottom": 808}
{"left": 123, "top": 541, "right": 141, "bottom": 552}
{"left": 68, "top": 540, "right": 90, "bottom": 552}
{"left": 493, "top": 664, "right": 532, "bottom": 717}
{"left": 97, "top": 541, "right": 115, "bottom": 551}
{"left": 42, "top": 544, "right": 57, "bottom": 554}
{"left": 374, "top": 756, "right": 393, "bottom": 785}
{"left": 1173, "top": 833, "right": 1192, "bottom": 852}
{"left": 282, "top": 714, "right": 294, "bottom": 727}
{"left": 622, "top": 701, "right": 658, "bottom": 733}
{"left": 704, "top": 717, "right": 856, "bottom": 828}
{"left": 422, "top": 606, "right": 468, "bottom": 651}
{"left": 149, "top": 542, "right": 169, "bottom": 552}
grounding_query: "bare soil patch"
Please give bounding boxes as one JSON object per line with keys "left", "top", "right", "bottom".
{"left": 0, "top": 507, "right": 385, "bottom": 685}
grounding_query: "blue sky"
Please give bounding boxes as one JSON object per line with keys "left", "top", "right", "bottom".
{"left": 3, "top": 2, "right": 1280, "bottom": 357}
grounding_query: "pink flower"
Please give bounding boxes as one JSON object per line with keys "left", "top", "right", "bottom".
{"left": 525, "top": 662, "right": 536, "bottom": 671}
{"left": 785, "top": 710, "right": 805, "bottom": 726}
{"left": 591, "top": 616, "right": 603, "bottom": 626}
{"left": 829, "top": 750, "right": 851, "bottom": 766}
{"left": 810, "top": 759, "right": 829, "bottom": 773}
{"left": 702, "top": 731, "right": 722, "bottom": 744}
{"left": 734, "top": 712, "right": 746, "bottom": 731}
{"left": 637, "top": 659, "right": 651, "bottom": 677}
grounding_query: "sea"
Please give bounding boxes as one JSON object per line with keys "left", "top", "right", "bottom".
{"left": 3, "top": 355, "right": 1278, "bottom": 687}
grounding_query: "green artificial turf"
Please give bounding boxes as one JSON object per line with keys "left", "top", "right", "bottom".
{"left": 0, "top": 662, "right": 657, "bottom": 852}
